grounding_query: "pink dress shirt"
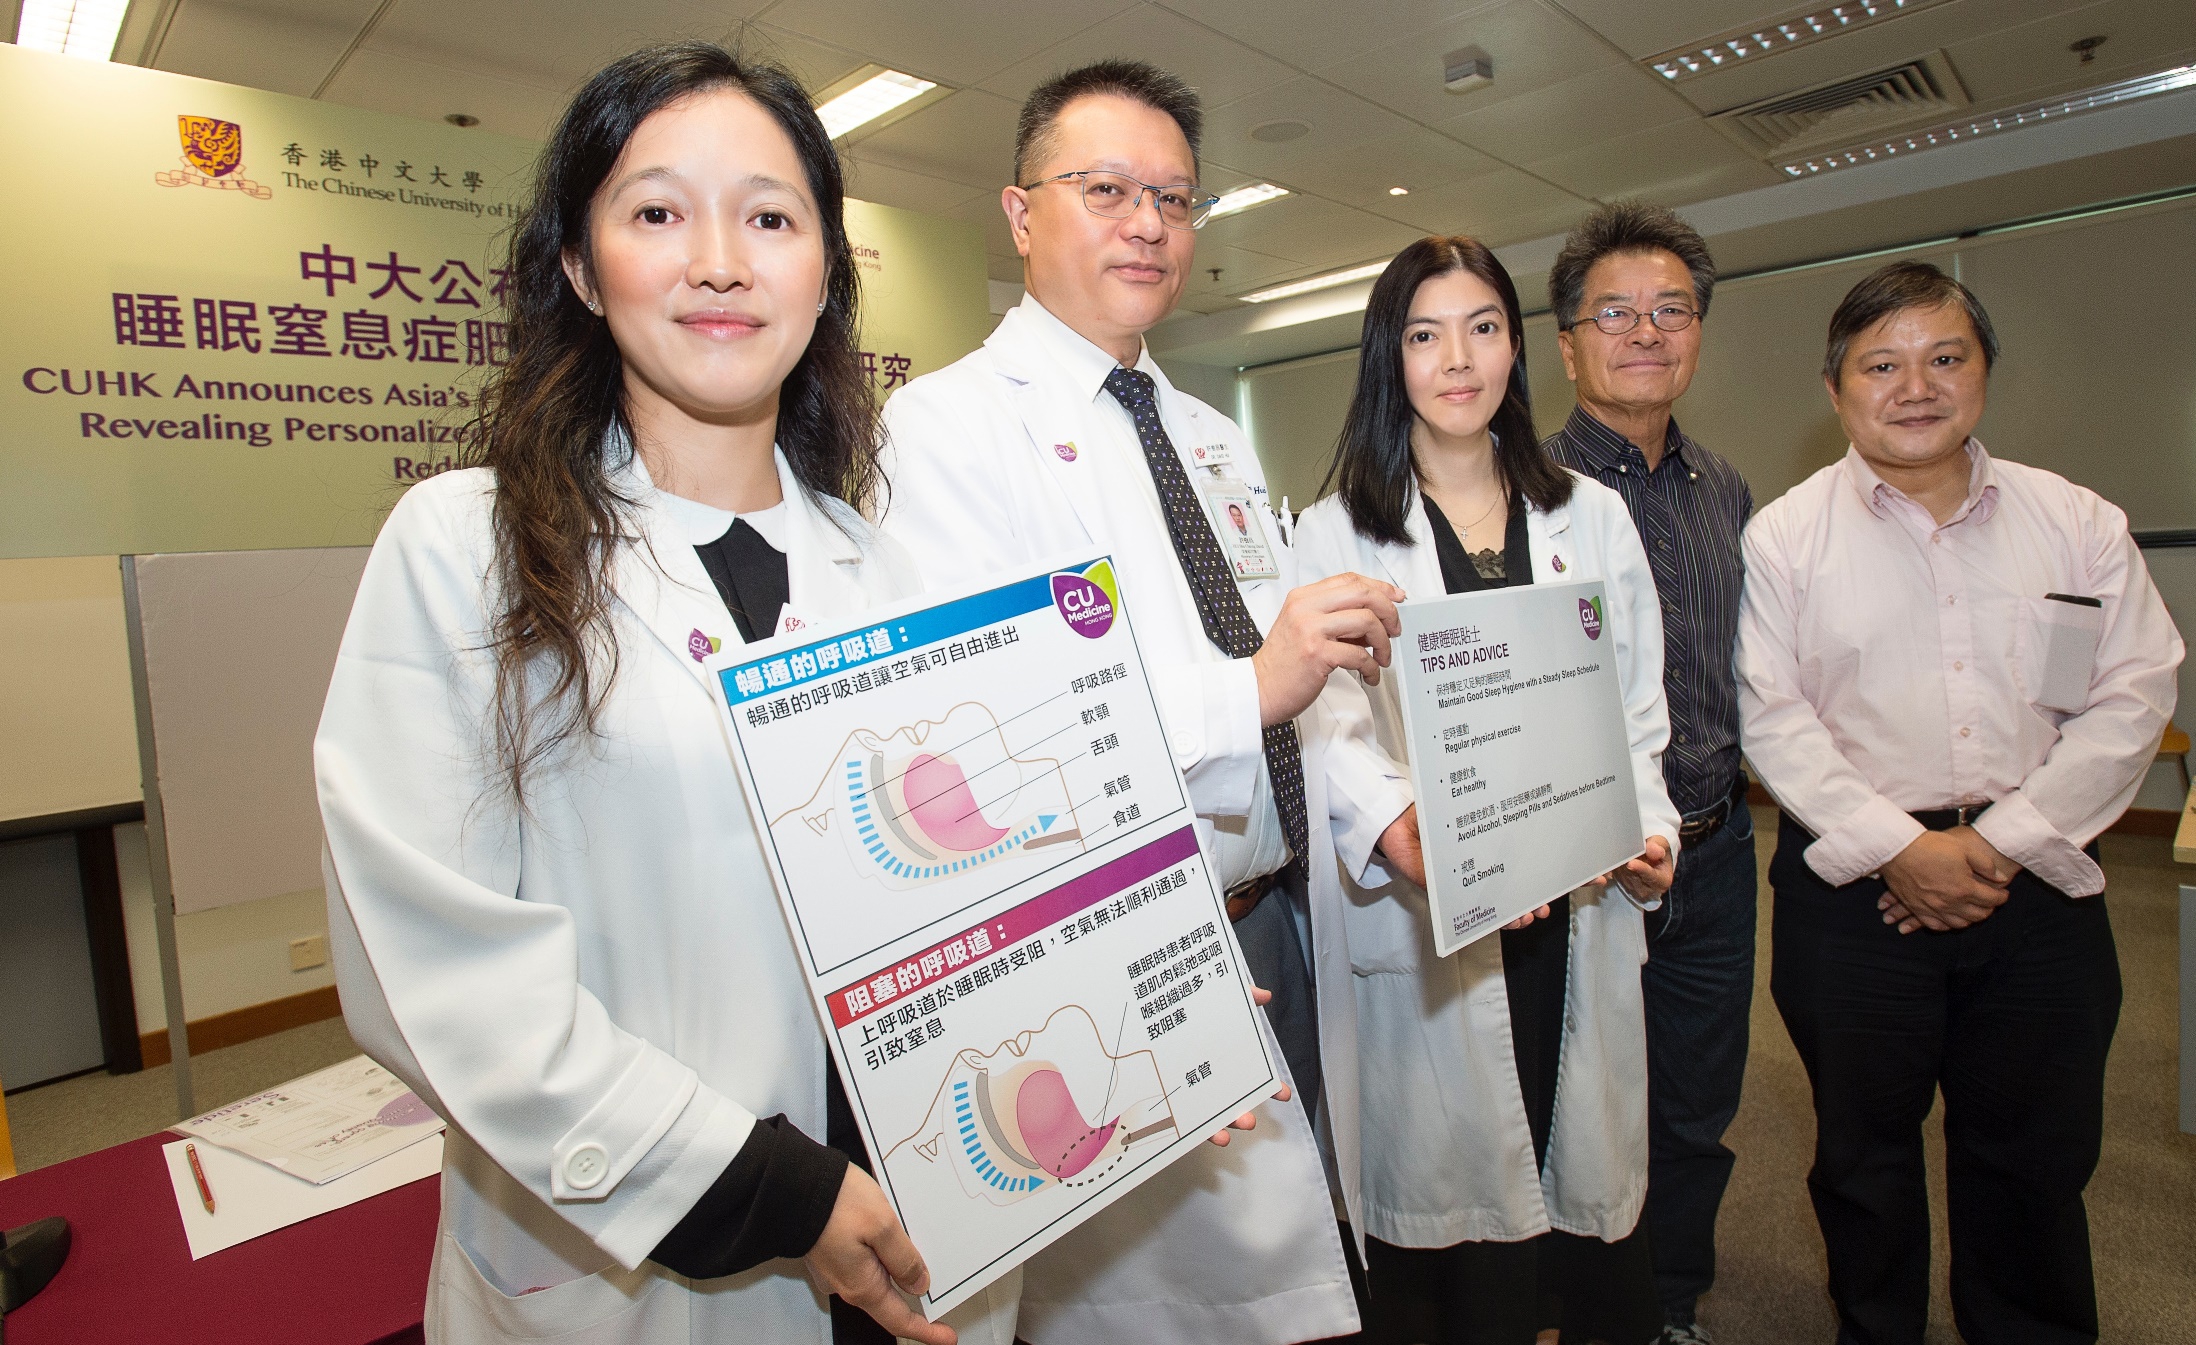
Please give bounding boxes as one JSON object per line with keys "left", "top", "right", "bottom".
{"left": 1737, "top": 441, "right": 2182, "bottom": 896}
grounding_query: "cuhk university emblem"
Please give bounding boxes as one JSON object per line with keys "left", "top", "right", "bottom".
{"left": 154, "top": 115, "right": 271, "bottom": 199}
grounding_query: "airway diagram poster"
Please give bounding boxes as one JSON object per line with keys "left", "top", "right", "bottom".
{"left": 707, "top": 554, "right": 1278, "bottom": 1316}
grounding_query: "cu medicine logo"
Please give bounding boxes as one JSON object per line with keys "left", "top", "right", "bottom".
{"left": 1051, "top": 560, "right": 1120, "bottom": 640}
{"left": 155, "top": 115, "right": 272, "bottom": 200}
{"left": 1579, "top": 595, "right": 1604, "bottom": 641}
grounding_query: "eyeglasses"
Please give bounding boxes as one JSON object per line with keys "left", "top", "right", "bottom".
{"left": 1019, "top": 170, "right": 1220, "bottom": 231}
{"left": 1562, "top": 304, "right": 1700, "bottom": 335}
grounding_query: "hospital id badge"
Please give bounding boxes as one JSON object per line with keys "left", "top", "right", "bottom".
{"left": 1203, "top": 480, "right": 1280, "bottom": 580}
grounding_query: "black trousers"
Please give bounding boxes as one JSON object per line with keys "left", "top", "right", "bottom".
{"left": 1233, "top": 867, "right": 1322, "bottom": 1121}
{"left": 1768, "top": 815, "right": 2120, "bottom": 1345}
{"left": 1361, "top": 899, "right": 1660, "bottom": 1345}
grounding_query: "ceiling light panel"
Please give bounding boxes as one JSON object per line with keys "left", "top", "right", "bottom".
{"left": 1209, "top": 182, "right": 1290, "bottom": 220}
{"left": 817, "top": 69, "right": 938, "bottom": 140}
{"left": 1241, "top": 259, "right": 1391, "bottom": 304}
{"left": 15, "top": 0, "right": 131, "bottom": 60}
{"left": 1644, "top": 0, "right": 1955, "bottom": 84}
{"left": 1780, "top": 62, "right": 2196, "bottom": 177}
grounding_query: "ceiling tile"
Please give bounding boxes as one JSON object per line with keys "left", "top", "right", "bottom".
{"left": 321, "top": 47, "right": 569, "bottom": 140}
{"left": 1155, "top": 0, "right": 1469, "bottom": 75}
{"left": 937, "top": 190, "right": 1021, "bottom": 260}
{"left": 1196, "top": 193, "right": 1422, "bottom": 268}
{"left": 362, "top": 0, "right": 775, "bottom": 94}
{"left": 1201, "top": 76, "right": 1438, "bottom": 183}
{"left": 846, "top": 88, "right": 1022, "bottom": 190}
{"left": 1527, "top": 118, "right": 1782, "bottom": 201}
{"left": 1270, "top": 125, "right": 1508, "bottom": 205}
{"left": 1369, "top": 168, "right": 1588, "bottom": 246}
{"left": 740, "top": 22, "right": 873, "bottom": 97}
{"left": 1316, "top": 0, "right": 1632, "bottom": 129}
{"left": 843, "top": 156, "right": 987, "bottom": 215}
{"left": 1179, "top": 243, "right": 1308, "bottom": 304}
{"left": 152, "top": 0, "right": 383, "bottom": 98}
{"left": 1437, "top": 63, "right": 1698, "bottom": 163}
{"left": 758, "top": 0, "right": 1139, "bottom": 86}
{"left": 1944, "top": 0, "right": 2196, "bottom": 108}
{"left": 978, "top": 4, "right": 1296, "bottom": 109}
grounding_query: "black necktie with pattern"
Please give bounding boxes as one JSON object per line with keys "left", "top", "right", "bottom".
{"left": 1103, "top": 366, "right": 1309, "bottom": 882}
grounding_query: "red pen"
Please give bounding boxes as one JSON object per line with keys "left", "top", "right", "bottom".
{"left": 185, "top": 1141, "right": 217, "bottom": 1214}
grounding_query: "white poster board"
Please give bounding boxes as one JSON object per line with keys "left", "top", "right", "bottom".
{"left": 1395, "top": 580, "right": 1643, "bottom": 954}
{"left": 126, "top": 546, "right": 366, "bottom": 915}
{"left": 706, "top": 554, "right": 1277, "bottom": 1316}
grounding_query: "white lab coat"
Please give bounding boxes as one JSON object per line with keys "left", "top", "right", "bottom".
{"left": 315, "top": 448, "right": 1022, "bottom": 1344}
{"left": 1292, "top": 476, "right": 1682, "bottom": 1248}
{"left": 873, "top": 299, "right": 1401, "bottom": 1343}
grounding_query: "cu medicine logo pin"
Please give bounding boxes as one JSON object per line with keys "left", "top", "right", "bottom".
{"left": 1054, "top": 442, "right": 1078, "bottom": 462}
{"left": 689, "top": 629, "right": 722, "bottom": 663}
{"left": 154, "top": 115, "right": 272, "bottom": 200}
{"left": 1578, "top": 596, "right": 1604, "bottom": 641}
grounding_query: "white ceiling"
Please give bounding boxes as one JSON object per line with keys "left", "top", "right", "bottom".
{"left": 86, "top": 0, "right": 2196, "bottom": 316}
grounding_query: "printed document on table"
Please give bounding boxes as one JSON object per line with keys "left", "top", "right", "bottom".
{"left": 173, "top": 1054, "right": 444, "bottom": 1185}
{"left": 164, "top": 1132, "right": 443, "bottom": 1259}
{"left": 1395, "top": 579, "right": 1644, "bottom": 955}
{"left": 706, "top": 554, "right": 1279, "bottom": 1317}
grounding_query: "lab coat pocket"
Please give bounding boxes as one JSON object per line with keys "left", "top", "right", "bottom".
{"left": 1344, "top": 876, "right": 1431, "bottom": 975}
{"left": 436, "top": 1230, "right": 685, "bottom": 1343}
{"left": 2017, "top": 596, "right": 2103, "bottom": 714}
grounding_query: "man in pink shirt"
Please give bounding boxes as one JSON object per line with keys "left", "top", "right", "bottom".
{"left": 1737, "top": 260, "right": 2182, "bottom": 1345}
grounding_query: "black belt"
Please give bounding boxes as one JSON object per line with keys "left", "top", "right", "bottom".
{"left": 1678, "top": 774, "right": 1749, "bottom": 845}
{"left": 1225, "top": 869, "right": 1284, "bottom": 923}
{"left": 1911, "top": 801, "right": 1993, "bottom": 830}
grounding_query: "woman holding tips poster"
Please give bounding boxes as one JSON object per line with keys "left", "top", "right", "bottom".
{"left": 1292, "top": 236, "right": 1680, "bottom": 1345}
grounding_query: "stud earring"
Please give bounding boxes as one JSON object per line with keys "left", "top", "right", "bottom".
{"left": 588, "top": 300, "right": 602, "bottom": 315}
{"left": 817, "top": 298, "right": 826, "bottom": 314}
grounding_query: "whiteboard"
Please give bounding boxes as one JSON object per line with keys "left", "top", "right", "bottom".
{"left": 126, "top": 548, "right": 368, "bottom": 915}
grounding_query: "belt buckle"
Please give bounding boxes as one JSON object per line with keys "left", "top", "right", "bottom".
{"left": 1952, "top": 802, "right": 1981, "bottom": 827}
{"left": 1225, "top": 872, "right": 1274, "bottom": 924}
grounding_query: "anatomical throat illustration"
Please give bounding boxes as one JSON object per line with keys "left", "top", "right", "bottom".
{"left": 888, "top": 1005, "right": 1180, "bottom": 1205}
{"left": 776, "top": 701, "right": 1084, "bottom": 889}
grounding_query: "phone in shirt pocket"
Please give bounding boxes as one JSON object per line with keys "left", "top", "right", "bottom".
{"left": 2017, "top": 592, "right": 2103, "bottom": 714}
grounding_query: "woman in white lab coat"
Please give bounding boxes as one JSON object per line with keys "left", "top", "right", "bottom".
{"left": 1292, "top": 237, "right": 1681, "bottom": 1345}
{"left": 315, "top": 45, "right": 1012, "bottom": 1345}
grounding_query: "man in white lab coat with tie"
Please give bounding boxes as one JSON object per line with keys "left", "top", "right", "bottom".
{"left": 878, "top": 58, "right": 1420, "bottom": 1345}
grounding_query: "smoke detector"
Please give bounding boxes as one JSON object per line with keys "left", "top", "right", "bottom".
{"left": 1445, "top": 49, "right": 1493, "bottom": 93}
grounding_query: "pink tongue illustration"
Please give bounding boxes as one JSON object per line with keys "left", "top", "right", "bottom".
{"left": 1016, "top": 1068, "right": 1116, "bottom": 1179}
{"left": 905, "top": 753, "right": 1010, "bottom": 851}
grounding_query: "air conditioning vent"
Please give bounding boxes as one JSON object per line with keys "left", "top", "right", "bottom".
{"left": 1708, "top": 51, "right": 1969, "bottom": 158}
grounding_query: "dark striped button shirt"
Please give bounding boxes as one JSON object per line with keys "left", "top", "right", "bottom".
{"left": 1545, "top": 407, "right": 1752, "bottom": 818}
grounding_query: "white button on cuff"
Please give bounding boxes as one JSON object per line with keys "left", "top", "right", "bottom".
{"left": 1172, "top": 733, "right": 1196, "bottom": 757}
{"left": 564, "top": 1142, "right": 610, "bottom": 1190}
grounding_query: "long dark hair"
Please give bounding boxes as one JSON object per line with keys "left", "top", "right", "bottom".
{"left": 1322, "top": 236, "right": 1570, "bottom": 546}
{"left": 466, "top": 41, "right": 876, "bottom": 805}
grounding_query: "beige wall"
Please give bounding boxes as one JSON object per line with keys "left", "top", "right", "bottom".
{"left": 114, "top": 822, "right": 334, "bottom": 1033}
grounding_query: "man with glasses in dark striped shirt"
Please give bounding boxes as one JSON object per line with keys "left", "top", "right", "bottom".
{"left": 1543, "top": 202, "right": 1754, "bottom": 1345}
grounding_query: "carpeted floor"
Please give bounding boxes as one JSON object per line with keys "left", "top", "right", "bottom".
{"left": 7, "top": 812, "right": 2192, "bottom": 1341}
{"left": 5, "top": 1015, "right": 359, "bottom": 1175}
{"left": 1697, "top": 810, "right": 2196, "bottom": 1342}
